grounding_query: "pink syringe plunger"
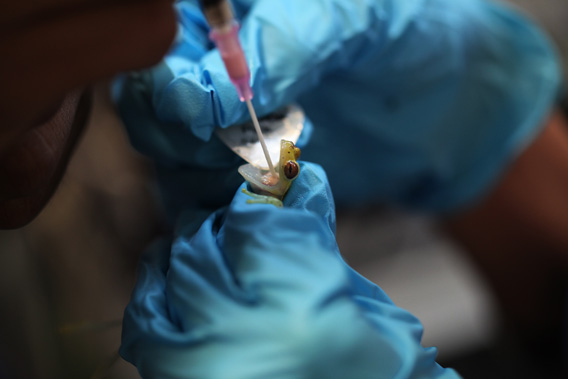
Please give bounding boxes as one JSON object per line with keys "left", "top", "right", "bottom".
{"left": 209, "top": 23, "right": 253, "bottom": 102}
{"left": 203, "top": 0, "right": 276, "bottom": 176}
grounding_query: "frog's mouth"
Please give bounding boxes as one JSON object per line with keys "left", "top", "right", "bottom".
{"left": 239, "top": 163, "right": 282, "bottom": 197}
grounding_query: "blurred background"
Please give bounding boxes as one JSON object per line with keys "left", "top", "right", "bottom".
{"left": 1, "top": 1, "right": 567, "bottom": 378}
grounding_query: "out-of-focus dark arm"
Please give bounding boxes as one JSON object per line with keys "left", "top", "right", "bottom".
{"left": 445, "top": 106, "right": 568, "bottom": 350}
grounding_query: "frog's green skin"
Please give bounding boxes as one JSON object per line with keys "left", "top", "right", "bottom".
{"left": 240, "top": 189, "right": 285, "bottom": 207}
{"left": 238, "top": 140, "right": 301, "bottom": 207}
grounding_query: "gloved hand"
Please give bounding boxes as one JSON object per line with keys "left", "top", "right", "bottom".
{"left": 115, "top": 70, "right": 245, "bottom": 224}
{"left": 115, "top": 0, "right": 561, "bottom": 213}
{"left": 120, "top": 162, "right": 460, "bottom": 378}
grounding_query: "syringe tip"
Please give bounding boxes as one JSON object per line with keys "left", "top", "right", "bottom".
{"left": 232, "top": 77, "right": 253, "bottom": 102}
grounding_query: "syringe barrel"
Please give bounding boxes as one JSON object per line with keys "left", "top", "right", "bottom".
{"left": 210, "top": 23, "right": 253, "bottom": 101}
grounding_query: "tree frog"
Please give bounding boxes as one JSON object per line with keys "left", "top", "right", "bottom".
{"left": 238, "top": 139, "right": 301, "bottom": 207}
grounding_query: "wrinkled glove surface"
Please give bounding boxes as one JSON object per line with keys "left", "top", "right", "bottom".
{"left": 121, "top": 162, "right": 460, "bottom": 378}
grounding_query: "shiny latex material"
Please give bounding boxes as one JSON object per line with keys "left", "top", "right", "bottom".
{"left": 120, "top": 162, "right": 460, "bottom": 378}
{"left": 115, "top": 0, "right": 561, "bottom": 212}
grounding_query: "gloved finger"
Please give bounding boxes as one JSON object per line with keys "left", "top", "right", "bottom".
{"left": 114, "top": 70, "right": 241, "bottom": 167}
{"left": 114, "top": 70, "right": 246, "bottom": 223}
{"left": 284, "top": 161, "right": 389, "bottom": 303}
{"left": 284, "top": 161, "right": 335, "bottom": 234}
{"left": 284, "top": 162, "right": 404, "bottom": 308}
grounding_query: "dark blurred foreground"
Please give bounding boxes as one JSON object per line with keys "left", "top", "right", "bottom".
{"left": 0, "top": 88, "right": 162, "bottom": 379}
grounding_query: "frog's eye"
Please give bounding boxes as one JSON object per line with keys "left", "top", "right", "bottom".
{"left": 284, "top": 161, "right": 299, "bottom": 179}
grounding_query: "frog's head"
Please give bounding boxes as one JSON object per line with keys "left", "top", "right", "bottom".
{"left": 238, "top": 139, "right": 301, "bottom": 200}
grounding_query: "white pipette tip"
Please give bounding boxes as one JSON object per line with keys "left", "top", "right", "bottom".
{"left": 245, "top": 99, "right": 277, "bottom": 177}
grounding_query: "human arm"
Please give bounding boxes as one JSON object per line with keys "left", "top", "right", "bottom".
{"left": 445, "top": 108, "right": 568, "bottom": 350}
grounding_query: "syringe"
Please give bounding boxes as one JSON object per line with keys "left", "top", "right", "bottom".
{"left": 202, "top": 0, "right": 277, "bottom": 177}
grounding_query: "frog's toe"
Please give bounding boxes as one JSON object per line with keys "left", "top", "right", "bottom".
{"left": 241, "top": 189, "right": 283, "bottom": 207}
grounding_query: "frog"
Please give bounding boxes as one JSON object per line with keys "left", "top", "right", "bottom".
{"left": 238, "top": 139, "right": 301, "bottom": 207}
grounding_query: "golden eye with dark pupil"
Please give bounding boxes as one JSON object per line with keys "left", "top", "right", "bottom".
{"left": 284, "top": 161, "right": 299, "bottom": 179}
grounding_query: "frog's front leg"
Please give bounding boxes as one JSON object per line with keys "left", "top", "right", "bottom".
{"left": 241, "top": 188, "right": 283, "bottom": 208}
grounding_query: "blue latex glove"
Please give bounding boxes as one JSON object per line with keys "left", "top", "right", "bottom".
{"left": 121, "top": 162, "right": 460, "bottom": 378}
{"left": 115, "top": 70, "right": 246, "bottom": 223}
{"left": 115, "top": 0, "right": 561, "bottom": 213}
